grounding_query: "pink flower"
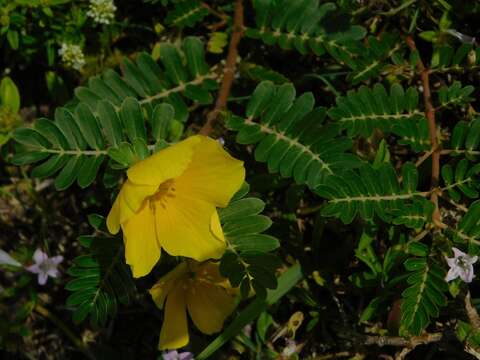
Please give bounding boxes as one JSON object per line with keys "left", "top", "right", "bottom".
{"left": 445, "top": 247, "right": 478, "bottom": 283}
{"left": 26, "top": 249, "right": 63, "bottom": 285}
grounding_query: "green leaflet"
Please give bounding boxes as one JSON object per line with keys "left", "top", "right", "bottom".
{"left": 452, "top": 200, "right": 480, "bottom": 246}
{"left": 400, "top": 257, "right": 448, "bottom": 336}
{"left": 219, "top": 183, "right": 281, "bottom": 299}
{"left": 165, "top": 0, "right": 209, "bottom": 28}
{"left": 328, "top": 83, "right": 425, "bottom": 138}
{"left": 227, "top": 81, "right": 360, "bottom": 189}
{"left": 441, "top": 159, "right": 480, "bottom": 202}
{"left": 450, "top": 118, "right": 480, "bottom": 160}
{"left": 247, "top": 0, "right": 365, "bottom": 59}
{"left": 344, "top": 34, "right": 403, "bottom": 85}
{"left": 316, "top": 162, "right": 428, "bottom": 224}
{"left": 438, "top": 81, "right": 474, "bottom": 108}
{"left": 430, "top": 44, "right": 480, "bottom": 72}
{"left": 12, "top": 37, "right": 220, "bottom": 190}
{"left": 65, "top": 216, "right": 136, "bottom": 327}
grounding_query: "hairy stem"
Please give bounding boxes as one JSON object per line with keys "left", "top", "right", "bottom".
{"left": 406, "top": 36, "right": 444, "bottom": 229}
{"left": 200, "top": 0, "right": 244, "bottom": 136}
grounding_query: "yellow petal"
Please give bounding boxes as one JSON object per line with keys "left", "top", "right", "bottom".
{"left": 122, "top": 202, "right": 161, "bottom": 278}
{"left": 186, "top": 282, "right": 236, "bottom": 334}
{"left": 210, "top": 210, "right": 225, "bottom": 242}
{"left": 196, "top": 261, "right": 231, "bottom": 288}
{"left": 159, "top": 285, "right": 189, "bottom": 350}
{"left": 153, "top": 194, "right": 226, "bottom": 261}
{"left": 127, "top": 136, "right": 200, "bottom": 186}
{"left": 106, "top": 194, "right": 122, "bottom": 234}
{"left": 175, "top": 135, "right": 245, "bottom": 208}
{"left": 149, "top": 262, "right": 189, "bottom": 309}
{"left": 107, "top": 180, "right": 158, "bottom": 234}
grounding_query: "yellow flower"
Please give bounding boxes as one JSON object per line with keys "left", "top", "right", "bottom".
{"left": 107, "top": 135, "right": 245, "bottom": 278}
{"left": 150, "top": 261, "right": 237, "bottom": 350}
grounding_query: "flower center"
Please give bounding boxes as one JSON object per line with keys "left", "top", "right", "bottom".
{"left": 39, "top": 259, "right": 53, "bottom": 273}
{"left": 457, "top": 256, "right": 470, "bottom": 271}
{"left": 456, "top": 256, "right": 469, "bottom": 270}
{"left": 149, "top": 179, "right": 176, "bottom": 209}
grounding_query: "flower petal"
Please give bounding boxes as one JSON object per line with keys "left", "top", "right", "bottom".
{"left": 175, "top": 135, "right": 245, "bottom": 208}
{"left": 51, "top": 256, "right": 64, "bottom": 265}
{"left": 128, "top": 136, "right": 200, "bottom": 186}
{"left": 38, "top": 272, "right": 48, "bottom": 285}
{"left": 461, "top": 265, "right": 475, "bottom": 283}
{"left": 0, "top": 249, "right": 21, "bottom": 267}
{"left": 107, "top": 180, "right": 158, "bottom": 234}
{"left": 159, "top": 285, "right": 189, "bottom": 350}
{"left": 452, "top": 247, "right": 466, "bottom": 258}
{"left": 186, "top": 281, "right": 236, "bottom": 334}
{"left": 26, "top": 264, "right": 40, "bottom": 274}
{"left": 150, "top": 262, "right": 189, "bottom": 309}
{"left": 445, "top": 267, "right": 460, "bottom": 282}
{"left": 47, "top": 268, "right": 59, "bottom": 278}
{"left": 123, "top": 203, "right": 162, "bottom": 278}
{"left": 210, "top": 210, "right": 224, "bottom": 242}
{"left": 154, "top": 194, "right": 226, "bottom": 261}
{"left": 446, "top": 256, "right": 456, "bottom": 268}
{"left": 33, "top": 249, "right": 47, "bottom": 264}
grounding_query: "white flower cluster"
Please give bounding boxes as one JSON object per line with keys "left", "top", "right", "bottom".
{"left": 58, "top": 43, "right": 86, "bottom": 71}
{"left": 86, "top": 0, "right": 117, "bottom": 25}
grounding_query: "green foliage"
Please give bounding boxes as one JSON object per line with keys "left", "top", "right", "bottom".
{"left": 11, "top": 37, "right": 219, "bottom": 190}
{"left": 165, "top": 0, "right": 209, "bottom": 28}
{"left": 391, "top": 199, "right": 435, "bottom": 229}
{"left": 441, "top": 159, "right": 480, "bottom": 201}
{"left": 65, "top": 216, "right": 136, "bottom": 327}
{"left": 246, "top": 0, "right": 365, "bottom": 57}
{"left": 328, "top": 83, "right": 425, "bottom": 138}
{"left": 449, "top": 118, "right": 480, "bottom": 159}
{"left": 452, "top": 200, "right": 480, "bottom": 246}
{"left": 0, "top": 77, "right": 20, "bottom": 113}
{"left": 400, "top": 254, "right": 448, "bottom": 336}
{"left": 393, "top": 117, "right": 430, "bottom": 152}
{"left": 219, "top": 183, "right": 281, "bottom": 299}
{"left": 430, "top": 44, "right": 480, "bottom": 72}
{"left": 342, "top": 34, "right": 403, "bottom": 85}
{"left": 8, "top": 1, "right": 480, "bottom": 357}
{"left": 227, "top": 81, "right": 360, "bottom": 189}
{"left": 438, "top": 81, "right": 474, "bottom": 108}
{"left": 316, "top": 162, "right": 423, "bottom": 224}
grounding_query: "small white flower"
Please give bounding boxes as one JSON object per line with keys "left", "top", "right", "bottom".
{"left": 242, "top": 323, "right": 252, "bottom": 337}
{"left": 26, "top": 249, "right": 63, "bottom": 286}
{"left": 86, "top": 0, "right": 116, "bottom": 25}
{"left": 0, "top": 249, "right": 21, "bottom": 267}
{"left": 58, "top": 43, "right": 86, "bottom": 71}
{"left": 445, "top": 247, "right": 478, "bottom": 283}
{"left": 162, "top": 350, "right": 194, "bottom": 360}
{"left": 282, "top": 339, "right": 298, "bottom": 357}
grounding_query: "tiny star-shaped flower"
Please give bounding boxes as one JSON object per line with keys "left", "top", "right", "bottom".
{"left": 26, "top": 249, "right": 63, "bottom": 285}
{"left": 445, "top": 247, "right": 478, "bottom": 283}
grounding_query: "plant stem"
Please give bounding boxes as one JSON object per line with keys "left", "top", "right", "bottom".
{"left": 200, "top": 0, "right": 244, "bottom": 136}
{"left": 380, "top": 0, "right": 418, "bottom": 16}
{"left": 34, "top": 303, "right": 95, "bottom": 360}
{"left": 405, "top": 36, "right": 445, "bottom": 229}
